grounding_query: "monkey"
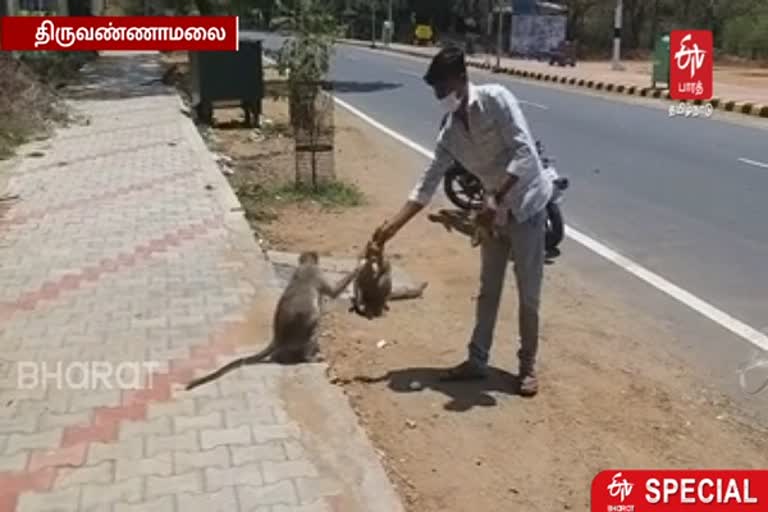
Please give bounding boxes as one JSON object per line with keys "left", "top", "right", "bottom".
{"left": 185, "top": 251, "right": 360, "bottom": 390}
{"left": 349, "top": 240, "right": 393, "bottom": 319}
{"left": 349, "top": 240, "right": 428, "bottom": 319}
{"left": 427, "top": 208, "right": 496, "bottom": 247}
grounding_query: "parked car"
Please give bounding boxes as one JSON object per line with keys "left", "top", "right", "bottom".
{"left": 548, "top": 40, "right": 577, "bottom": 67}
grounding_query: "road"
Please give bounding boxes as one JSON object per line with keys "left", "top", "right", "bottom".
{"left": 251, "top": 33, "right": 768, "bottom": 415}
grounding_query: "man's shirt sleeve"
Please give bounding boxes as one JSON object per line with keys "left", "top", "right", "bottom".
{"left": 487, "top": 86, "right": 535, "bottom": 177}
{"left": 407, "top": 140, "right": 453, "bottom": 205}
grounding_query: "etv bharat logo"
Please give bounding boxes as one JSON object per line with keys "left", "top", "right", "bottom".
{"left": 674, "top": 34, "right": 707, "bottom": 79}
{"left": 670, "top": 30, "right": 713, "bottom": 101}
{"left": 606, "top": 472, "right": 636, "bottom": 512}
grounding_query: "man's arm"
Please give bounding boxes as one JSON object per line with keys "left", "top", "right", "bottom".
{"left": 374, "top": 142, "right": 454, "bottom": 244}
{"left": 485, "top": 86, "right": 537, "bottom": 201}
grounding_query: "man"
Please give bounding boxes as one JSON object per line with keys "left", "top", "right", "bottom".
{"left": 371, "top": 46, "right": 552, "bottom": 397}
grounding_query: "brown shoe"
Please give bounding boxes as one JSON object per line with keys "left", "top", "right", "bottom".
{"left": 439, "top": 360, "right": 488, "bottom": 381}
{"left": 518, "top": 370, "right": 538, "bottom": 397}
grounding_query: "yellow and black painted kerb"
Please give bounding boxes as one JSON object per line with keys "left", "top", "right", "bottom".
{"left": 343, "top": 40, "right": 768, "bottom": 120}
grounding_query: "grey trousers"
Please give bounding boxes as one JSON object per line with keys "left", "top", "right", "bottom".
{"left": 467, "top": 207, "right": 546, "bottom": 373}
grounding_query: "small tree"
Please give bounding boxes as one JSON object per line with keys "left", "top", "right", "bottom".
{"left": 276, "top": 0, "right": 339, "bottom": 189}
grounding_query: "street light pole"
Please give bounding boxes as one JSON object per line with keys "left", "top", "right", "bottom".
{"left": 611, "top": 0, "right": 625, "bottom": 70}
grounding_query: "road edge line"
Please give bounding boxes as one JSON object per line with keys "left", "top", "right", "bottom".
{"left": 332, "top": 95, "right": 768, "bottom": 353}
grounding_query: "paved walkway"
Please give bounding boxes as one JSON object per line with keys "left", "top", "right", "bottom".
{"left": 0, "top": 52, "right": 404, "bottom": 512}
{"left": 346, "top": 40, "right": 768, "bottom": 106}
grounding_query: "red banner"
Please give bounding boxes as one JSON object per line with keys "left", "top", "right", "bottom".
{"left": 0, "top": 16, "right": 239, "bottom": 51}
{"left": 592, "top": 470, "right": 768, "bottom": 512}
{"left": 669, "top": 29, "right": 714, "bottom": 101}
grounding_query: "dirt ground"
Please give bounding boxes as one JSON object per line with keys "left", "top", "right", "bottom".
{"left": 198, "top": 92, "right": 768, "bottom": 512}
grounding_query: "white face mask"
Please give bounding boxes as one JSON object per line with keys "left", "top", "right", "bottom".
{"left": 439, "top": 91, "right": 463, "bottom": 114}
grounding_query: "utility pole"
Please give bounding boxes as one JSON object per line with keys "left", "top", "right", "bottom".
{"left": 495, "top": 0, "right": 503, "bottom": 70}
{"left": 371, "top": 1, "right": 376, "bottom": 48}
{"left": 386, "top": 0, "right": 392, "bottom": 46}
{"left": 611, "top": 0, "right": 625, "bottom": 70}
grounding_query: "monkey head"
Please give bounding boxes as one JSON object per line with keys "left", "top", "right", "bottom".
{"left": 298, "top": 251, "right": 320, "bottom": 265}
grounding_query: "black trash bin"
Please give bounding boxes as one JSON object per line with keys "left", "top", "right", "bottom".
{"left": 188, "top": 38, "right": 264, "bottom": 127}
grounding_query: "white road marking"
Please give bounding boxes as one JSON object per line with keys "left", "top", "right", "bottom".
{"left": 738, "top": 158, "right": 768, "bottom": 170}
{"left": 518, "top": 100, "right": 549, "bottom": 110}
{"left": 333, "top": 96, "right": 768, "bottom": 353}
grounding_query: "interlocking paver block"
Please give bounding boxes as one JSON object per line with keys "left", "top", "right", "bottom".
{"left": 114, "top": 495, "right": 175, "bottom": 512}
{"left": 231, "top": 442, "right": 286, "bottom": 466}
{"left": 173, "top": 411, "right": 223, "bottom": 433}
{"left": 174, "top": 446, "right": 230, "bottom": 473}
{"left": 283, "top": 440, "right": 305, "bottom": 460}
{"left": 0, "top": 451, "right": 29, "bottom": 472}
{"left": 205, "top": 463, "right": 264, "bottom": 492}
{"left": 146, "top": 399, "right": 196, "bottom": 420}
{"left": 81, "top": 476, "right": 143, "bottom": 510}
{"left": 0, "top": 415, "right": 39, "bottom": 435}
{"left": 87, "top": 437, "right": 144, "bottom": 465}
{"left": 146, "top": 471, "right": 203, "bottom": 499}
{"left": 224, "top": 408, "right": 276, "bottom": 429}
{"left": 273, "top": 502, "right": 334, "bottom": 512}
{"left": 5, "top": 429, "right": 62, "bottom": 455}
{"left": 39, "top": 411, "right": 92, "bottom": 430}
{"left": 55, "top": 461, "right": 114, "bottom": 490}
{"left": 116, "top": 452, "right": 172, "bottom": 481}
{"left": 262, "top": 460, "right": 319, "bottom": 484}
{"left": 68, "top": 390, "right": 122, "bottom": 413}
{"left": 16, "top": 486, "right": 81, "bottom": 512}
{"left": 146, "top": 429, "right": 199, "bottom": 457}
{"left": 195, "top": 394, "right": 248, "bottom": 415}
{"left": 119, "top": 416, "right": 171, "bottom": 441}
{"left": 237, "top": 481, "right": 298, "bottom": 509}
{"left": 200, "top": 424, "right": 251, "bottom": 450}
{"left": 251, "top": 423, "right": 302, "bottom": 444}
{"left": 177, "top": 486, "right": 238, "bottom": 512}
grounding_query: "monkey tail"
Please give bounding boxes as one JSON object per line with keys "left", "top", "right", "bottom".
{"left": 184, "top": 341, "right": 276, "bottom": 391}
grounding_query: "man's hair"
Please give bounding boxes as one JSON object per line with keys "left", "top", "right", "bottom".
{"left": 423, "top": 46, "right": 467, "bottom": 86}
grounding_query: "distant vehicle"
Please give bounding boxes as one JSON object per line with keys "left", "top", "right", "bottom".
{"left": 548, "top": 40, "right": 577, "bottom": 67}
{"left": 414, "top": 24, "right": 434, "bottom": 46}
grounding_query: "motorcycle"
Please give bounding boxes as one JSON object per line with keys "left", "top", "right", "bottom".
{"left": 442, "top": 140, "right": 570, "bottom": 255}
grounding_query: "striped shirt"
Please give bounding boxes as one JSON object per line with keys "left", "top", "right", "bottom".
{"left": 409, "top": 82, "right": 552, "bottom": 224}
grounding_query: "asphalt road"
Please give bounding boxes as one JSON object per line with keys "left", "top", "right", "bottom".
{"left": 251, "top": 33, "right": 768, "bottom": 415}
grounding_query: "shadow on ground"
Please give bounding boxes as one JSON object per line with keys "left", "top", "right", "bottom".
{"left": 347, "top": 365, "right": 522, "bottom": 412}
{"left": 63, "top": 54, "right": 175, "bottom": 101}
{"left": 330, "top": 81, "right": 403, "bottom": 94}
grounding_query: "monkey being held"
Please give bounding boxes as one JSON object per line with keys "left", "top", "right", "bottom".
{"left": 427, "top": 208, "right": 496, "bottom": 247}
{"left": 185, "top": 251, "right": 359, "bottom": 391}
{"left": 349, "top": 241, "right": 428, "bottom": 319}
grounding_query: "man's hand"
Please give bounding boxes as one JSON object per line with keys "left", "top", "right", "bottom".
{"left": 372, "top": 221, "right": 396, "bottom": 246}
{"left": 476, "top": 194, "right": 498, "bottom": 227}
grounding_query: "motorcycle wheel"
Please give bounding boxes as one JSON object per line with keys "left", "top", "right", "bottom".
{"left": 545, "top": 202, "right": 564, "bottom": 252}
{"left": 443, "top": 165, "right": 485, "bottom": 211}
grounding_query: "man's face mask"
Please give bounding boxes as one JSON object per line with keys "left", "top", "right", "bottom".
{"left": 439, "top": 91, "right": 463, "bottom": 114}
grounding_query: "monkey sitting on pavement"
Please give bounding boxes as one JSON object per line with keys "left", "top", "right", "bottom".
{"left": 185, "top": 251, "right": 360, "bottom": 390}
{"left": 349, "top": 240, "right": 428, "bottom": 319}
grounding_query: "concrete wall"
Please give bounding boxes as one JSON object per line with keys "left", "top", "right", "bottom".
{"left": 509, "top": 14, "right": 566, "bottom": 56}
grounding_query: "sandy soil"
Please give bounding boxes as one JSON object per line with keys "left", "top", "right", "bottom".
{"left": 197, "top": 92, "right": 768, "bottom": 512}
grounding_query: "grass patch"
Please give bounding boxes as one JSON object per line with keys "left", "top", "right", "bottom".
{"left": 272, "top": 180, "right": 365, "bottom": 207}
{"left": 235, "top": 179, "right": 365, "bottom": 224}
